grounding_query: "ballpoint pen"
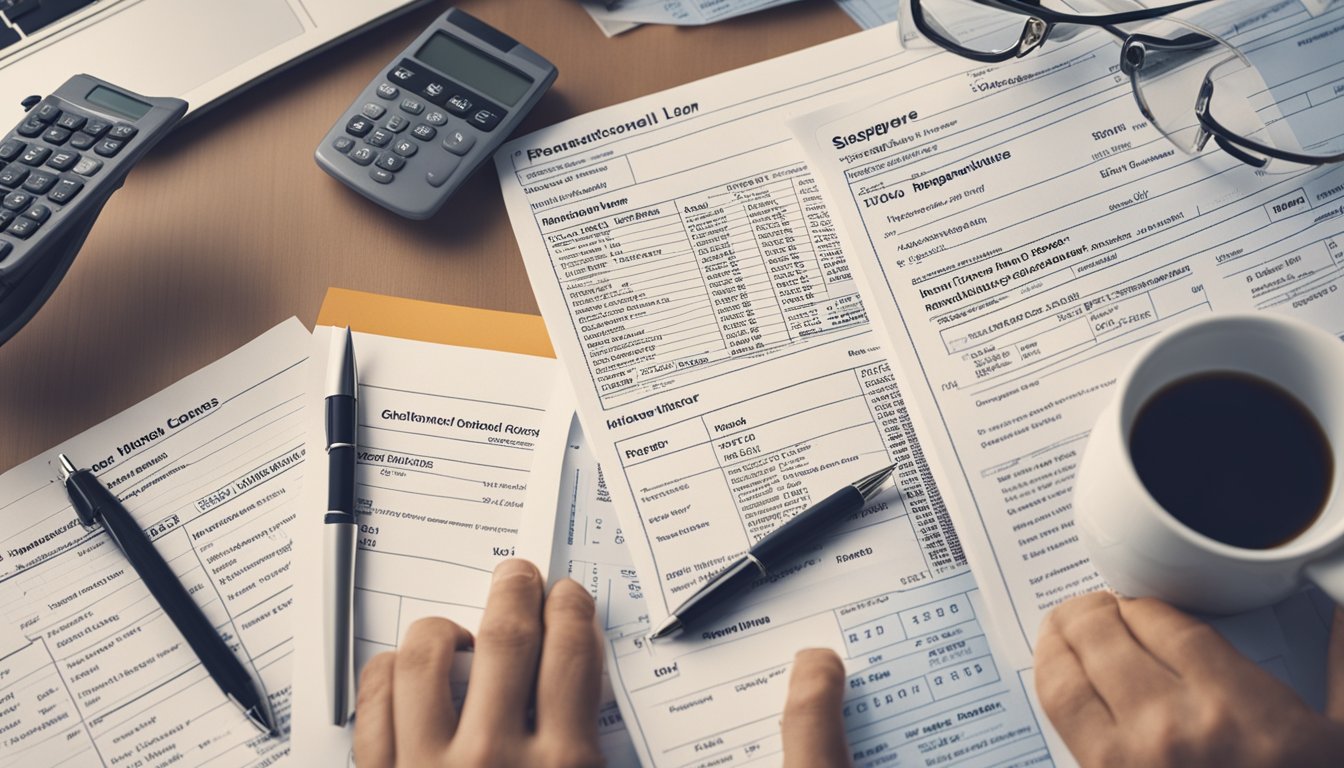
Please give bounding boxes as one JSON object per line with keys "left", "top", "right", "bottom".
{"left": 325, "top": 327, "right": 358, "bottom": 727}
{"left": 57, "top": 453, "right": 277, "bottom": 736}
{"left": 649, "top": 461, "right": 899, "bottom": 641}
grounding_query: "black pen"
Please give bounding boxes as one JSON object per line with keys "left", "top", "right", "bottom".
{"left": 649, "top": 461, "right": 898, "bottom": 640}
{"left": 57, "top": 454, "right": 277, "bottom": 736}
{"left": 324, "top": 327, "right": 358, "bottom": 727}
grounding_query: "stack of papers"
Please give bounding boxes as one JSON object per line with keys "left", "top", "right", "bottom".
{"left": 2, "top": 2, "right": 1341, "bottom": 765}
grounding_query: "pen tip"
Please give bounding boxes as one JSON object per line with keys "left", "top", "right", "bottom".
{"left": 56, "top": 453, "right": 76, "bottom": 482}
{"left": 649, "top": 615, "right": 682, "bottom": 641}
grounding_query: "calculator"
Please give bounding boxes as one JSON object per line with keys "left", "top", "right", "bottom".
{"left": 0, "top": 75, "right": 186, "bottom": 346}
{"left": 314, "top": 8, "right": 557, "bottom": 220}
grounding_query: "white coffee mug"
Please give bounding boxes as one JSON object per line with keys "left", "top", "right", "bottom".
{"left": 1075, "top": 312, "right": 1344, "bottom": 614}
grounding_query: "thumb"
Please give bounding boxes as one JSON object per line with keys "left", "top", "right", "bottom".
{"left": 1328, "top": 607, "right": 1344, "bottom": 723}
{"left": 781, "top": 649, "right": 852, "bottom": 768}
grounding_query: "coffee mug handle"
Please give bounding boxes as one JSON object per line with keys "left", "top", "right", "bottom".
{"left": 1304, "top": 554, "right": 1344, "bottom": 605}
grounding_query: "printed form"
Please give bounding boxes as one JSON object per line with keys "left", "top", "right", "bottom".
{"left": 792, "top": 0, "right": 1340, "bottom": 698}
{"left": 496, "top": 29, "right": 1059, "bottom": 767}
{"left": 288, "top": 292, "right": 571, "bottom": 764}
{"left": 0, "top": 319, "right": 310, "bottom": 767}
{"left": 541, "top": 414, "right": 644, "bottom": 767}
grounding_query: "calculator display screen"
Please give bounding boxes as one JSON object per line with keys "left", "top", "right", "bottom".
{"left": 86, "top": 86, "right": 151, "bottom": 120}
{"left": 416, "top": 33, "right": 533, "bottom": 106}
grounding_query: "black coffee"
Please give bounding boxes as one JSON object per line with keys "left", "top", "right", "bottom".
{"left": 1128, "top": 371, "right": 1333, "bottom": 549}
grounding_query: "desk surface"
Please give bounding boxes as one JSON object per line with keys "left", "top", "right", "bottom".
{"left": 0, "top": 0, "right": 857, "bottom": 473}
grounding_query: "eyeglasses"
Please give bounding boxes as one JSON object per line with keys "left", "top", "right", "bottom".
{"left": 903, "top": 0, "right": 1344, "bottom": 173}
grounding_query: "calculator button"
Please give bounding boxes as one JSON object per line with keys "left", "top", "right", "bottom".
{"left": 3, "top": 191, "right": 33, "bottom": 210}
{"left": 83, "top": 118, "right": 110, "bottom": 137}
{"left": 17, "top": 119, "right": 44, "bottom": 138}
{"left": 410, "top": 124, "right": 437, "bottom": 141}
{"left": 470, "top": 109, "right": 502, "bottom": 131}
{"left": 0, "top": 140, "right": 22, "bottom": 162}
{"left": 366, "top": 129, "right": 393, "bottom": 148}
{"left": 0, "top": 211, "right": 13, "bottom": 230}
{"left": 23, "top": 203, "right": 50, "bottom": 222}
{"left": 422, "top": 81, "right": 447, "bottom": 102}
{"left": 33, "top": 100, "right": 61, "bottom": 123}
{"left": 69, "top": 132, "right": 96, "bottom": 150}
{"left": 332, "top": 137, "right": 356, "bottom": 154}
{"left": 392, "top": 139, "right": 417, "bottom": 157}
{"left": 390, "top": 65, "right": 418, "bottom": 83}
{"left": 345, "top": 117, "right": 373, "bottom": 137}
{"left": 42, "top": 126, "right": 71, "bottom": 145}
{"left": 376, "top": 82, "right": 400, "bottom": 100}
{"left": 21, "top": 170, "right": 56, "bottom": 194}
{"left": 446, "top": 95, "right": 472, "bottom": 116}
{"left": 6, "top": 215, "right": 39, "bottom": 239}
{"left": 0, "top": 240, "right": 10, "bottom": 261}
{"left": 55, "top": 113, "right": 86, "bottom": 132}
{"left": 424, "top": 154, "right": 461, "bottom": 188}
{"left": 46, "top": 150, "right": 78, "bottom": 171}
{"left": 0, "top": 166, "right": 28, "bottom": 187}
{"left": 399, "top": 98, "right": 424, "bottom": 115}
{"left": 72, "top": 157, "right": 102, "bottom": 176}
{"left": 442, "top": 129, "right": 476, "bottom": 156}
{"left": 375, "top": 153, "right": 405, "bottom": 172}
{"left": 384, "top": 115, "right": 409, "bottom": 133}
{"left": 361, "top": 102, "right": 386, "bottom": 120}
{"left": 47, "top": 178, "right": 82, "bottom": 204}
{"left": 348, "top": 147, "right": 377, "bottom": 166}
{"left": 424, "top": 110, "right": 448, "bottom": 126}
{"left": 20, "top": 145, "right": 51, "bottom": 166}
{"left": 369, "top": 168, "right": 395, "bottom": 185}
{"left": 93, "top": 138, "right": 125, "bottom": 157}
{"left": 107, "top": 123, "right": 138, "bottom": 141}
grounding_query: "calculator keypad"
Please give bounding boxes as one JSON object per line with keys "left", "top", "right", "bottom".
{"left": 0, "top": 95, "right": 144, "bottom": 250}
{"left": 329, "top": 63, "right": 509, "bottom": 196}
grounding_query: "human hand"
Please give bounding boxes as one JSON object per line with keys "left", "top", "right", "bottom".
{"left": 353, "top": 559, "right": 605, "bottom": 767}
{"left": 1035, "top": 590, "right": 1344, "bottom": 767}
{"left": 781, "top": 648, "right": 852, "bottom": 768}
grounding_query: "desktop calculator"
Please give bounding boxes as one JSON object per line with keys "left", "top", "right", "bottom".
{"left": 314, "top": 7, "right": 557, "bottom": 220}
{"left": 0, "top": 74, "right": 186, "bottom": 346}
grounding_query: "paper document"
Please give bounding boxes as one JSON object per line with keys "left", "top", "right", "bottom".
{"left": 539, "top": 414, "right": 644, "bottom": 767}
{"left": 791, "top": 0, "right": 1340, "bottom": 693}
{"left": 0, "top": 319, "right": 310, "bottom": 767}
{"left": 833, "top": 0, "right": 899, "bottom": 29}
{"left": 496, "top": 28, "right": 1059, "bottom": 766}
{"left": 288, "top": 289, "right": 571, "bottom": 764}
{"left": 586, "top": 0, "right": 801, "bottom": 26}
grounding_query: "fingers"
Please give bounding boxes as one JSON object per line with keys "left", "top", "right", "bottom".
{"left": 1115, "top": 597, "right": 1241, "bottom": 679}
{"left": 536, "top": 579, "right": 604, "bottom": 748}
{"left": 1329, "top": 607, "right": 1344, "bottom": 724}
{"left": 459, "top": 559, "right": 546, "bottom": 736}
{"left": 353, "top": 652, "right": 397, "bottom": 768}
{"left": 1051, "top": 591, "right": 1176, "bottom": 714}
{"left": 781, "top": 649, "right": 851, "bottom": 768}
{"left": 392, "top": 617, "right": 474, "bottom": 762}
{"left": 1033, "top": 610, "right": 1114, "bottom": 749}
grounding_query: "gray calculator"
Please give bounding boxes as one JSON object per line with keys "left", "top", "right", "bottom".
{"left": 315, "top": 8, "right": 557, "bottom": 220}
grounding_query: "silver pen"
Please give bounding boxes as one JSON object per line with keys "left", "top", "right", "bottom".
{"left": 324, "top": 327, "right": 358, "bottom": 726}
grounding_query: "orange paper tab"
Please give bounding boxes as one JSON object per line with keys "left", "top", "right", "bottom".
{"left": 316, "top": 288, "right": 554, "bottom": 358}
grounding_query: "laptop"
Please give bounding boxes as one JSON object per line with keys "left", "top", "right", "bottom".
{"left": 0, "top": 0, "right": 431, "bottom": 124}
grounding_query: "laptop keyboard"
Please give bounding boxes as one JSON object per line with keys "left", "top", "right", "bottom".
{"left": 1, "top": 0, "right": 102, "bottom": 49}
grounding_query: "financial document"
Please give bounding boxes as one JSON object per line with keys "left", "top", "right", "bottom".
{"left": 0, "top": 319, "right": 309, "bottom": 767}
{"left": 792, "top": 0, "right": 1340, "bottom": 689}
{"left": 585, "top": 0, "right": 800, "bottom": 26}
{"left": 833, "top": 0, "right": 899, "bottom": 29}
{"left": 497, "top": 28, "right": 1059, "bottom": 767}
{"left": 540, "top": 414, "right": 644, "bottom": 767}
{"left": 288, "top": 298, "right": 571, "bottom": 764}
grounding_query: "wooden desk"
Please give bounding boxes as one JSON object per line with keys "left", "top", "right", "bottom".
{"left": 0, "top": 0, "right": 857, "bottom": 473}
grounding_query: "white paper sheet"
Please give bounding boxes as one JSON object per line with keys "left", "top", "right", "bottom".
{"left": 790, "top": 0, "right": 1340, "bottom": 704}
{"left": 584, "top": 0, "right": 801, "bottom": 26}
{"left": 539, "top": 412, "right": 644, "bottom": 767}
{"left": 833, "top": 0, "right": 899, "bottom": 28}
{"left": 0, "top": 319, "right": 310, "bottom": 767}
{"left": 496, "top": 27, "right": 1061, "bottom": 767}
{"left": 288, "top": 325, "right": 571, "bottom": 764}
